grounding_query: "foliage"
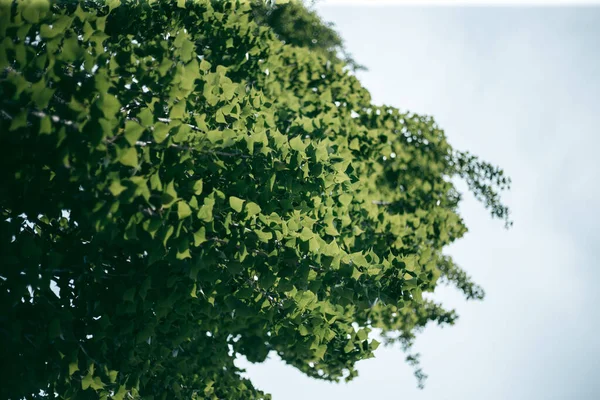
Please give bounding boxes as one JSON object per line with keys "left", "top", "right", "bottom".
{"left": 252, "top": 0, "right": 365, "bottom": 71}
{"left": 0, "top": 0, "right": 510, "bottom": 399}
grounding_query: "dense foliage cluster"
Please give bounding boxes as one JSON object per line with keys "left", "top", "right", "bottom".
{"left": 0, "top": 1, "right": 510, "bottom": 399}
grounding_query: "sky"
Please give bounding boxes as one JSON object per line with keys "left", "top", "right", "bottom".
{"left": 238, "top": 5, "right": 600, "bottom": 400}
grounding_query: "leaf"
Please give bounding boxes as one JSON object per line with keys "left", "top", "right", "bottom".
{"left": 193, "top": 227, "right": 206, "bottom": 246}
{"left": 370, "top": 339, "right": 380, "bottom": 351}
{"left": 108, "top": 370, "right": 118, "bottom": 383}
{"left": 412, "top": 287, "right": 423, "bottom": 302}
{"left": 39, "top": 116, "right": 52, "bottom": 134}
{"left": 119, "top": 147, "right": 138, "bottom": 168}
{"left": 9, "top": 111, "right": 27, "bottom": 131}
{"left": 107, "top": 0, "right": 121, "bottom": 11}
{"left": 162, "top": 225, "right": 174, "bottom": 248}
{"left": 80, "top": 365, "right": 103, "bottom": 390}
{"left": 200, "top": 59, "right": 211, "bottom": 72}
{"left": 222, "top": 82, "right": 236, "bottom": 100}
{"left": 138, "top": 108, "right": 154, "bottom": 127}
{"left": 344, "top": 341, "right": 355, "bottom": 353}
{"left": 153, "top": 122, "right": 169, "bottom": 143}
{"left": 177, "top": 201, "right": 192, "bottom": 219}
{"left": 69, "top": 361, "right": 79, "bottom": 376}
{"left": 245, "top": 202, "right": 261, "bottom": 217}
{"left": 177, "top": 0, "right": 186, "bottom": 8}
{"left": 299, "top": 227, "right": 314, "bottom": 242}
{"left": 255, "top": 230, "right": 272, "bottom": 243}
{"left": 289, "top": 136, "right": 306, "bottom": 152}
{"left": 206, "top": 130, "right": 222, "bottom": 144}
{"left": 124, "top": 120, "right": 145, "bottom": 145}
{"left": 90, "top": 377, "right": 104, "bottom": 390}
{"left": 338, "top": 193, "right": 352, "bottom": 206}
{"left": 298, "top": 325, "right": 309, "bottom": 336}
{"left": 197, "top": 198, "right": 215, "bottom": 222}
{"left": 349, "top": 138, "right": 360, "bottom": 150}
{"left": 190, "top": 283, "right": 197, "bottom": 298}
{"left": 113, "top": 385, "right": 127, "bottom": 400}
{"left": 162, "top": 181, "right": 178, "bottom": 207}
{"left": 229, "top": 196, "right": 245, "bottom": 212}
{"left": 181, "top": 59, "right": 201, "bottom": 89}
{"left": 170, "top": 101, "right": 186, "bottom": 119}
{"left": 215, "top": 110, "right": 226, "bottom": 123}
{"left": 193, "top": 179, "right": 203, "bottom": 195}
{"left": 356, "top": 329, "right": 367, "bottom": 341}
{"left": 98, "top": 93, "right": 120, "bottom": 118}
{"left": 295, "top": 290, "right": 316, "bottom": 309}
{"left": 176, "top": 247, "right": 191, "bottom": 260}
{"left": 31, "top": 82, "right": 55, "bottom": 109}
{"left": 314, "top": 344, "right": 327, "bottom": 360}
{"left": 325, "top": 224, "right": 339, "bottom": 236}
{"left": 81, "top": 373, "right": 94, "bottom": 390}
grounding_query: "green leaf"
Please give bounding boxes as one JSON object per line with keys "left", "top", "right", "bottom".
{"left": 98, "top": 93, "right": 121, "bottom": 118}
{"left": 170, "top": 101, "right": 186, "bottom": 119}
{"left": 289, "top": 136, "right": 306, "bottom": 152}
{"left": 370, "top": 339, "right": 380, "bottom": 351}
{"left": 153, "top": 122, "right": 169, "bottom": 143}
{"left": 229, "top": 196, "right": 245, "bottom": 212}
{"left": 138, "top": 108, "right": 154, "bottom": 127}
{"left": 124, "top": 120, "right": 145, "bottom": 145}
{"left": 245, "top": 202, "right": 261, "bottom": 217}
{"left": 215, "top": 110, "right": 226, "bottom": 123}
{"left": 299, "top": 227, "right": 314, "bottom": 242}
{"left": 162, "top": 181, "right": 178, "bottom": 207}
{"left": 69, "top": 361, "right": 79, "bottom": 376}
{"left": 90, "top": 377, "right": 104, "bottom": 390}
{"left": 298, "top": 325, "right": 309, "bottom": 336}
{"left": 81, "top": 373, "right": 94, "bottom": 390}
{"left": 197, "top": 198, "right": 215, "bottom": 222}
{"left": 349, "top": 138, "right": 360, "bottom": 150}
{"left": 338, "top": 193, "right": 352, "bottom": 206}
{"left": 113, "top": 385, "right": 127, "bottom": 400}
{"left": 200, "top": 59, "right": 211, "bottom": 72}
{"left": 119, "top": 147, "right": 138, "bottom": 168}
{"left": 108, "top": 370, "right": 118, "bottom": 383}
{"left": 255, "top": 230, "right": 272, "bottom": 243}
{"left": 412, "top": 288, "right": 423, "bottom": 302}
{"left": 314, "top": 344, "right": 327, "bottom": 360}
{"left": 107, "top": 0, "right": 121, "bottom": 11}
{"left": 356, "top": 329, "right": 367, "bottom": 341}
{"left": 193, "top": 227, "right": 206, "bottom": 246}
{"left": 295, "top": 290, "right": 316, "bottom": 309}
{"left": 9, "top": 111, "right": 27, "bottom": 131}
{"left": 177, "top": 201, "right": 192, "bottom": 219}
{"left": 176, "top": 247, "right": 191, "bottom": 260}
{"left": 38, "top": 115, "right": 52, "bottom": 134}
{"left": 344, "top": 341, "right": 355, "bottom": 353}
{"left": 31, "top": 82, "right": 55, "bottom": 109}
{"left": 193, "top": 179, "right": 203, "bottom": 195}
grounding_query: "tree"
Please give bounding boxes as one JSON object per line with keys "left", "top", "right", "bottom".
{"left": 0, "top": 0, "right": 511, "bottom": 399}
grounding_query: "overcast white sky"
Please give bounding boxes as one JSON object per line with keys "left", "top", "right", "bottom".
{"left": 239, "top": 6, "right": 600, "bottom": 399}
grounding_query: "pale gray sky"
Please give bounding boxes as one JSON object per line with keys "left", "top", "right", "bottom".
{"left": 239, "top": 6, "right": 600, "bottom": 399}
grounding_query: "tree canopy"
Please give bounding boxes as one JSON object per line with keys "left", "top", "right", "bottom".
{"left": 0, "top": 0, "right": 510, "bottom": 399}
